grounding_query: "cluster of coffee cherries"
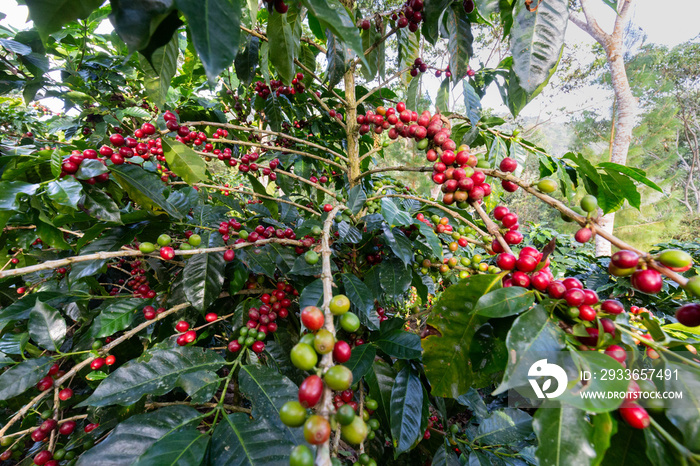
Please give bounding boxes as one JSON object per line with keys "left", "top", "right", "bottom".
{"left": 410, "top": 57, "right": 429, "bottom": 77}
{"left": 490, "top": 205, "right": 524, "bottom": 247}
{"left": 254, "top": 74, "right": 305, "bottom": 100}
{"left": 434, "top": 65, "right": 452, "bottom": 78}
{"left": 103, "top": 121, "right": 161, "bottom": 165}
{"left": 227, "top": 283, "right": 295, "bottom": 353}
{"left": 106, "top": 253, "right": 157, "bottom": 298}
{"left": 281, "top": 297, "right": 368, "bottom": 460}
{"left": 59, "top": 149, "right": 110, "bottom": 183}
{"left": 394, "top": 0, "right": 424, "bottom": 32}
{"left": 264, "top": 0, "right": 288, "bottom": 14}
{"left": 8, "top": 418, "right": 99, "bottom": 465}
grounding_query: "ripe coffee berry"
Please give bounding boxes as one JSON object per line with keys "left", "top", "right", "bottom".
{"left": 105, "top": 355, "right": 116, "bottom": 365}
{"left": 84, "top": 423, "right": 99, "bottom": 433}
{"left": 90, "top": 358, "right": 105, "bottom": 370}
{"left": 205, "top": 313, "right": 218, "bottom": 322}
{"left": 323, "top": 204, "right": 333, "bottom": 212}
{"left": 175, "top": 321, "right": 190, "bottom": 332}
{"left": 58, "top": 388, "right": 73, "bottom": 401}
{"left": 224, "top": 249, "right": 235, "bottom": 261}
{"left": 228, "top": 340, "right": 242, "bottom": 352}
{"left": 601, "top": 299, "right": 624, "bottom": 314}
{"left": 619, "top": 402, "right": 650, "bottom": 429}
{"left": 252, "top": 341, "right": 265, "bottom": 353}
{"left": 160, "top": 246, "right": 175, "bottom": 260}
{"left": 33, "top": 450, "right": 53, "bottom": 465}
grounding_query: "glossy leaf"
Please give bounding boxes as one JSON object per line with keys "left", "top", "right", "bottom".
{"left": 75, "top": 158, "right": 109, "bottom": 179}
{"left": 444, "top": 3, "right": 473, "bottom": 82}
{"left": 162, "top": 139, "right": 209, "bottom": 186}
{"left": 0, "top": 357, "right": 52, "bottom": 401}
{"left": 493, "top": 305, "right": 565, "bottom": 395}
{"left": 374, "top": 329, "right": 422, "bottom": 360}
{"left": 210, "top": 413, "right": 293, "bottom": 465}
{"left": 300, "top": 0, "right": 367, "bottom": 68}
{"left": 432, "top": 442, "right": 461, "bottom": 466}
{"left": 25, "top": 0, "right": 104, "bottom": 39}
{"left": 436, "top": 77, "right": 450, "bottom": 112}
{"left": 422, "top": 274, "right": 500, "bottom": 398}
{"left": 110, "top": 164, "right": 183, "bottom": 218}
{"left": 381, "top": 198, "right": 413, "bottom": 226}
{"left": 533, "top": 403, "right": 599, "bottom": 466}
{"left": 365, "top": 359, "right": 395, "bottom": 428}
{"left": 664, "top": 362, "right": 700, "bottom": 451}
{"left": 267, "top": 13, "right": 296, "bottom": 85}
{"left": 132, "top": 429, "right": 210, "bottom": 466}
{"left": 140, "top": 35, "right": 179, "bottom": 109}
{"left": 341, "top": 273, "right": 379, "bottom": 331}
{"left": 174, "top": 0, "right": 242, "bottom": 81}
{"left": 183, "top": 246, "right": 226, "bottom": 312}
{"left": 379, "top": 259, "right": 412, "bottom": 298}
{"left": 463, "top": 79, "right": 482, "bottom": 125}
{"left": 382, "top": 225, "right": 413, "bottom": 266}
{"left": 69, "top": 224, "right": 144, "bottom": 281}
{"left": 510, "top": 0, "right": 568, "bottom": 93}
{"left": 325, "top": 32, "right": 346, "bottom": 89}
{"left": 47, "top": 178, "right": 83, "bottom": 209}
{"left": 0, "top": 181, "right": 40, "bottom": 211}
{"left": 79, "top": 347, "right": 225, "bottom": 407}
{"left": 473, "top": 408, "right": 532, "bottom": 445}
{"left": 475, "top": 287, "right": 535, "bottom": 318}
{"left": 299, "top": 278, "right": 325, "bottom": 310}
{"left": 80, "top": 189, "right": 122, "bottom": 223}
{"left": 343, "top": 343, "right": 376, "bottom": 382}
{"left": 28, "top": 300, "right": 66, "bottom": 350}
{"left": 390, "top": 365, "right": 423, "bottom": 456}
{"left": 347, "top": 185, "right": 366, "bottom": 215}
{"left": 235, "top": 35, "right": 260, "bottom": 86}
{"left": 76, "top": 406, "right": 201, "bottom": 466}
{"left": 239, "top": 364, "right": 300, "bottom": 441}
{"left": 422, "top": 0, "right": 452, "bottom": 44}
{"left": 600, "top": 419, "right": 650, "bottom": 466}
{"left": 90, "top": 298, "right": 144, "bottom": 338}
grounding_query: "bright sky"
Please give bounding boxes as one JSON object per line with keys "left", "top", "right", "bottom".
{"left": 1, "top": 0, "right": 699, "bottom": 119}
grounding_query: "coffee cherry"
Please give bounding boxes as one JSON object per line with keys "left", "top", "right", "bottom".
{"left": 574, "top": 228, "right": 592, "bottom": 243}
{"left": 314, "top": 329, "right": 335, "bottom": 354}
{"left": 58, "top": 388, "right": 73, "bottom": 401}
{"left": 537, "top": 179, "right": 557, "bottom": 193}
{"left": 339, "top": 312, "right": 360, "bottom": 332}
{"left": 323, "top": 204, "right": 333, "bottom": 212}
{"left": 105, "top": 355, "right": 116, "bottom": 365}
{"left": 33, "top": 450, "right": 53, "bottom": 465}
{"left": 619, "top": 402, "right": 650, "bottom": 429}
{"left": 37, "top": 376, "right": 53, "bottom": 391}
{"left": 580, "top": 194, "right": 598, "bottom": 213}
{"left": 631, "top": 269, "right": 663, "bottom": 294}
{"left": 39, "top": 419, "right": 57, "bottom": 432}
{"left": 175, "top": 321, "right": 190, "bottom": 332}
{"left": 605, "top": 345, "right": 627, "bottom": 363}
{"left": 578, "top": 305, "right": 596, "bottom": 321}
{"left": 90, "top": 358, "right": 105, "bottom": 370}
{"left": 601, "top": 299, "right": 624, "bottom": 314}
{"left": 31, "top": 428, "right": 48, "bottom": 442}
{"left": 499, "top": 157, "right": 517, "bottom": 172}
{"left": 336, "top": 403, "right": 355, "bottom": 426}
{"left": 84, "top": 423, "right": 99, "bottom": 433}
{"left": 577, "top": 328, "right": 599, "bottom": 346}
{"left": 157, "top": 234, "right": 172, "bottom": 246}
{"left": 685, "top": 276, "right": 700, "bottom": 297}
{"left": 611, "top": 250, "right": 640, "bottom": 269}
{"left": 562, "top": 277, "right": 583, "bottom": 290}
{"left": 323, "top": 365, "right": 353, "bottom": 391}
{"left": 676, "top": 303, "right": 700, "bottom": 327}
{"left": 290, "top": 343, "right": 318, "bottom": 370}
{"left": 160, "top": 246, "right": 175, "bottom": 260}
{"left": 301, "top": 306, "right": 324, "bottom": 330}
{"left": 341, "top": 415, "right": 368, "bottom": 445}
{"left": 289, "top": 445, "right": 314, "bottom": 466}
{"left": 496, "top": 253, "right": 516, "bottom": 270}
{"left": 303, "top": 415, "right": 331, "bottom": 445}
{"left": 333, "top": 340, "right": 352, "bottom": 363}
{"left": 205, "top": 313, "right": 218, "bottom": 322}
{"left": 280, "top": 401, "right": 307, "bottom": 427}
{"left": 298, "top": 375, "right": 324, "bottom": 407}
{"left": 139, "top": 242, "right": 156, "bottom": 254}
{"left": 329, "top": 294, "right": 351, "bottom": 315}
{"left": 564, "top": 288, "right": 585, "bottom": 307}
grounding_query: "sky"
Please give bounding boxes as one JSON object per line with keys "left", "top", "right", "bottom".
{"left": 1, "top": 0, "right": 699, "bottom": 119}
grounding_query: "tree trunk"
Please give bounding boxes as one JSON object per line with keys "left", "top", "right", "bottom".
{"left": 345, "top": 67, "right": 360, "bottom": 187}
{"left": 570, "top": 0, "right": 637, "bottom": 257}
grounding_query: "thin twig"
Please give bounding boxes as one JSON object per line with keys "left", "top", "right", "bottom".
{"left": 470, "top": 201, "right": 513, "bottom": 255}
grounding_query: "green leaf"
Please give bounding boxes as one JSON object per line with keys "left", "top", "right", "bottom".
{"left": 132, "top": 429, "right": 210, "bottom": 466}
{"left": 239, "top": 365, "right": 300, "bottom": 442}
{"left": 0, "top": 357, "right": 53, "bottom": 401}
{"left": 47, "top": 178, "right": 83, "bottom": 209}
{"left": 80, "top": 189, "right": 122, "bottom": 224}
{"left": 162, "top": 139, "right": 209, "bottom": 186}
{"left": 422, "top": 274, "right": 500, "bottom": 398}
{"left": 375, "top": 330, "right": 422, "bottom": 360}
{"left": 379, "top": 259, "right": 412, "bottom": 298}
{"left": 299, "top": 278, "right": 324, "bottom": 309}
{"left": 556, "top": 352, "right": 628, "bottom": 413}
{"left": 76, "top": 406, "right": 201, "bottom": 466}
{"left": 444, "top": 3, "right": 473, "bottom": 82}
{"left": 183, "top": 249, "right": 226, "bottom": 312}
{"left": 406, "top": 75, "right": 420, "bottom": 111}
{"left": 247, "top": 175, "right": 278, "bottom": 217}
{"left": 0, "top": 181, "right": 40, "bottom": 211}
{"left": 432, "top": 442, "right": 461, "bottom": 466}
{"left": 597, "top": 162, "right": 663, "bottom": 192}
{"left": 360, "top": 24, "right": 382, "bottom": 80}
{"left": 79, "top": 347, "right": 225, "bottom": 407}
{"left": 121, "top": 106, "right": 151, "bottom": 119}
{"left": 475, "top": 0, "right": 501, "bottom": 18}
{"left": 177, "top": 370, "right": 220, "bottom": 403}
{"left": 36, "top": 220, "right": 70, "bottom": 250}
{"left": 390, "top": 366, "right": 423, "bottom": 456}
{"left": 235, "top": 36, "right": 260, "bottom": 86}
{"left": 599, "top": 171, "right": 640, "bottom": 211}
{"left": 238, "top": 245, "right": 278, "bottom": 278}
{"left": 463, "top": 79, "right": 482, "bottom": 125}
{"left": 422, "top": 0, "right": 452, "bottom": 44}
{"left": 300, "top": 0, "right": 368, "bottom": 68}
{"left": 474, "top": 408, "right": 532, "bottom": 445}
{"left": 493, "top": 305, "right": 565, "bottom": 395}
{"left": 211, "top": 413, "right": 294, "bottom": 465}
{"left": 325, "top": 32, "right": 346, "bottom": 89}
{"left": 533, "top": 403, "right": 599, "bottom": 466}
{"left": 436, "top": 78, "right": 450, "bottom": 112}
{"left": 347, "top": 185, "right": 366, "bottom": 215}
{"left": 174, "top": 0, "right": 242, "bottom": 81}
{"left": 69, "top": 224, "right": 144, "bottom": 281}
{"left": 264, "top": 94, "right": 285, "bottom": 132}
{"left": 28, "top": 300, "right": 66, "bottom": 350}
{"left": 664, "top": 362, "right": 700, "bottom": 451}
{"left": 90, "top": 298, "right": 143, "bottom": 339}
{"left": 110, "top": 164, "right": 183, "bottom": 219}
{"left": 382, "top": 226, "right": 413, "bottom": 266}
{"left": 475, "top": 287, "right": 535, "bottom": 318}
{"left": 381, "top": 198, "right": 412, "bottom": 226}
{"left": 510, "top": 0, "right": 568, "bottom": 93}
{"left": 414, "top": 220, "right": 443, "bottom": 259}
{"left": 365, "top": 359, "right": 395, "bottom": 428}
{"left": 267, "top": 12, "right": 296, "bottom": 84}
{"left": 25, "top": 0, "right": 104, "bottom": 39}
{"left": 341, "top": 273, "right": 379, "bottom": 331}
{"left": 140, "top": 35, "right": 179, "bottom": 109}
{"left": 343, "top": 343, "right": 376, "bottom": 382}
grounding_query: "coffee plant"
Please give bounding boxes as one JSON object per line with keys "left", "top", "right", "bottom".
{"left": 0, "top": 0, "right": 698, "bottom": 465}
